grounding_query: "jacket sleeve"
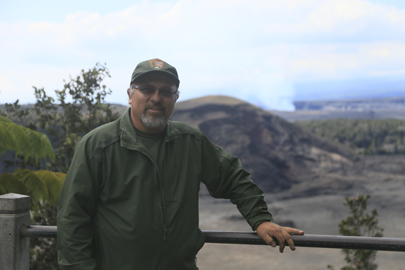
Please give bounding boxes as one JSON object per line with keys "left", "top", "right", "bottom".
{"left": 57, "top": 138, "right": 100, "bottom": 270}
{"left": 200, "top": 136, "right": 273, "bottom": 230}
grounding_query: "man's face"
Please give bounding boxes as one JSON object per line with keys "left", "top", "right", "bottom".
{"left": 127, "top": 73, "right": 179, "bottom": 134}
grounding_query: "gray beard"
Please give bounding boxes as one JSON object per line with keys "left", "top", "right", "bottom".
{"left": 141, "top": 113, "right": 167, "bottom": 128}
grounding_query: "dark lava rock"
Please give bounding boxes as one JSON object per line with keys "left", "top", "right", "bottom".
{"left": 172, "top": 96, "right": 358, "bottom": 194}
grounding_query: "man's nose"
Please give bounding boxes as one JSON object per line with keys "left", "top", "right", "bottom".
{"left": 150, "top": 89, "right": 163, "bottom": 102}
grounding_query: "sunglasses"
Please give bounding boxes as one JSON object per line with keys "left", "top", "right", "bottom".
{"left": 133, "top": 85, "right": 177, "bottom": 98}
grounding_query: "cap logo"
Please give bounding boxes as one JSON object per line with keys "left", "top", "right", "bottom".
{"left": 149, "top": 59, "right": 165, "bottom": 70}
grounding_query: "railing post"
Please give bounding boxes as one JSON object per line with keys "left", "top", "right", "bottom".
{"left": 0, "top": 193, "right": 31, "bottom": 270}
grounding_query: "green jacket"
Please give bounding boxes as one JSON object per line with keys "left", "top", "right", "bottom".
{"left": 57, "top": 109, "right": 273, "bottom": 270}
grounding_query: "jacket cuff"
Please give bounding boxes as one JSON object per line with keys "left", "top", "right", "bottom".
{"left": 249, "top": 213, "right": 273, "bottom": 231}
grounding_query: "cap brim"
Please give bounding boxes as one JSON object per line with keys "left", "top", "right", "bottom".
{"left": 132, "top": 70, "right": 180, "bottom": 86}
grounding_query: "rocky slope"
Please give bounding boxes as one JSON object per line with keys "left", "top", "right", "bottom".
{"left": 172, "top": 96, "right": 358, "bottom": 194}
{"left": 177, "top": 97, "right": 405, "bottom": 270}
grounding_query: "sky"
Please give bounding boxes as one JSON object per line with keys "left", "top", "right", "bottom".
{"left": 1, "top": 0, "right": 405, "bottom": 110}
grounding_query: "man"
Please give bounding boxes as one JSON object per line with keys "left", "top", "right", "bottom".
{"left": 57, "top": 58, "right": 304, "bottom": 270}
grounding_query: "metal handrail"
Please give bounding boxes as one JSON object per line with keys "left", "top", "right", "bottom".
{"left": 21, "top": 225, "right": 57, "bottom": 238}
{"left": 20, "top": 225, "right": 405, "bottom": 252}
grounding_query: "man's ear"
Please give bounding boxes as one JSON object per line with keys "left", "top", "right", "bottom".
{"left": 127, "top": 88, "right": 132, "bottom": 104}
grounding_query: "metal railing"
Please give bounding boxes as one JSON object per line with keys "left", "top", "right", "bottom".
{"left": 20, "top": 225, "right": 405, "bottom": 252}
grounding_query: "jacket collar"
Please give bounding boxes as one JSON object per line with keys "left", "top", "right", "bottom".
{"left": 119, "top": 107, "right": 181, "bottom": 149}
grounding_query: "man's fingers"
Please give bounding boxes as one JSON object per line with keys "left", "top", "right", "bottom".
{"left": 262, "top": 234, "right": 277, "bottom": 247}
{"left": 261, "top": 231, "right": 294, "bottom": 252}
{"left": 282, "top": 227, "right": 304, "bottom": 235}
{"left": 278, "top": 236, "right": 286, "bottom": 253}
{"left": 256, "top": 222, "right": 304, "bottom": 253}
{"left": 275, "top": 228, "right": 300, "bottom": 252}
{"left": 283, "top": 231, "right": 296, "bottom": 251}
{"left": 257, "top": 230, "right": 277, "bottom": 247}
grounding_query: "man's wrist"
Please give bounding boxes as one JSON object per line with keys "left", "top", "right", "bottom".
{"left": 253, "top": 219, "right": 272, "bottom": 231}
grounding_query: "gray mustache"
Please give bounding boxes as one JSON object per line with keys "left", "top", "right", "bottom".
{"left": 144, "top": 104, "right": 166, "bottom": 113}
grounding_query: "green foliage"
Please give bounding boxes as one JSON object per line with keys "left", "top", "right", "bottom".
{"left": 1, "top": 100, "right": 35, "bottom": 128}
{"left": 295, "top": 119, "right": 405, "bottom": 155}
{"left": 0, "top": 173, "right": 30, "bottom": 195}
{"left": 0, "top": 116, "right": 55, "bottom": 162}
{"left": 0, "top": 183, "right": 6, "bottom": 194}
{"left": 0, "top": 115, "right": 13, "bottom": 123}
{"left": 26, "top": 170, "right": 64, "bottom": 270}
{"left": 3, "top": 62, "right": 120, "bottom": 173}
{"left": 0, "top": 115, "right": 63, "bottom": 270}
{"left": 0, "top": 117, "right": 59, "bottom": 202}
{"left": 0, "top": 117, "right": 63, "bottom": 270}
{"left": 15, "top": 169, "right": 49, "bottom": 203}
{"left": 1, "top": 63, "right": 119, "bottom": 269}
{"left": 0, "top": 168, "right": 65, "bottom": 270}
{"left": 0, "top": 169, "right": 65, "bottom": 206}
{"left": 327, "top": 194, "right": 384, "bottom": 270}
{"left": 35, "top": 170, "right": 65, "bottom": 206}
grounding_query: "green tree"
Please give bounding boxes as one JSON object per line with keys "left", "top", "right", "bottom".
{"left": 1, "top": 63, "right": 120, "bottom": 269}
{"left": 0, "top": 115, "right": 65, "bottom": 270}
{"left": 327, "top": 194, "right": 384, "bottom": 270}
{"left": 3, "top": 62, "right": 120, "bottom": 173}
{"left": 0, "top": 115, "right": 59, "bottom": 200}
{"left": 36, "top": 63, "right": 119, "bottom": 172}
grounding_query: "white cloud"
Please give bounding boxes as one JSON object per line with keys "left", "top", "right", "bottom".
{"left": 0, "top": 0, "right": 405, "bottom": 109}
{"left": 0, "top": 72, "right": 13, "bottom": 97}
{"left": 0, "top": 64, "right": 85, "bottom": 104}
{"left": 285, "top": 41, "right": 405, "bottom": 81}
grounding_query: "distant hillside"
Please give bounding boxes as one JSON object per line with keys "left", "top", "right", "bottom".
{"left": 294, "top": 97, "right": 405, "bottom": 111}
{"left": 295, "top": 118, "right": 405, "bottom": 155}
{"left": 269, "top": 109, "right": 405, "bottom": 121}
{"left": 172, "top": 95, "right": 358, "bottom": 194}
{"left": 275, "top": 97, "right": 405, "bottom": 121}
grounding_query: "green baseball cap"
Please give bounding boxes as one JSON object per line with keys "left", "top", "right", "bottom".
{"left": 130, "top": 58, "right": 180, "bottom": 87}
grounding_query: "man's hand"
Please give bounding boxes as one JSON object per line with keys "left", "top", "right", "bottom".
{"left": 256, "top": 221, "right": 304, "bottom": 253}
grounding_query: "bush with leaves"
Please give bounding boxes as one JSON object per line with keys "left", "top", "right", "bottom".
{"left": 1, "top": 169, "right": 65, "bottom": 270}
{"left": 327, "top": 194, "right": 384, "bottom": 270}
{"left": 0, "top": 115, "right": 54, "bottom": 167}
{"left": 0, "top": 115, "right": 64, "bottom": 269}
{"left": 1, "top": 63, "right": 120, "bottom": 269}
{"left": 3, "top": 62, "right": 120, "bottom": 173}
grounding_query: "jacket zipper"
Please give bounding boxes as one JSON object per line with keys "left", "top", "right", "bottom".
{"left": 130, "top": 135, "right": 175, "bottom": 270}
{"left": 154, "top": 168, "right": 167, "bottom": 270}
{"left": 161, "top": 143, "right": 168, "bottom": 270}
{"left": 161, "top": 134, "right": 184, "bottom": 269}
{"left": 154, "top": 142, "right": 168, "bottom": 270}
{"left": 134, "top": 145, "right": 166, "bottom": 270}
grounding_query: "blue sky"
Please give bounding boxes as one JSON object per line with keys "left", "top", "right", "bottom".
{"left": 1, "top": 0, "right": 405, "bottom": 110}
